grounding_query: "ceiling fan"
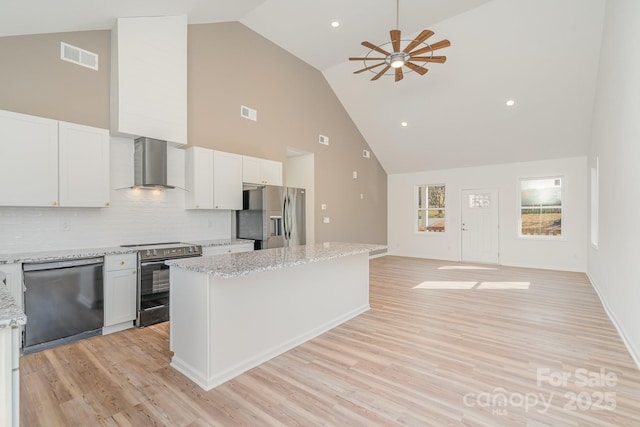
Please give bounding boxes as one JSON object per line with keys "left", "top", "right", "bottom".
{"left": 349, "top": 0, "right": 451, "bottom": 82}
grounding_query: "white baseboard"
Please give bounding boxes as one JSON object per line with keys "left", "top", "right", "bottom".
{"left": 102, "top": 321, "right": 134, "bottom": 336}
{"left": 586, "top": 272, "right": 640, "bottom": 371}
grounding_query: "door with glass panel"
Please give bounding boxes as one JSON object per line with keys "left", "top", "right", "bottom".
{"left": 461, "top": 189, "right": 500, "bottom": 264}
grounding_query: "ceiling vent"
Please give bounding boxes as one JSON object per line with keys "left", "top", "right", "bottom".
{"left": 60, "top": 42, "right": 98, "bottom": 71}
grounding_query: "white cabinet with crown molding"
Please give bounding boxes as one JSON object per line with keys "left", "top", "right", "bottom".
{"left": 111, "top": 15, "right": 187, "bottom": 145}
{"left": 0, "top": 110, "right": 110, "bottom": 208}
{"left": 185, "top": 147, "right": 243, "bottom": 210}
{"left": 242, "top": 155, "right": 283, "bottom": 186}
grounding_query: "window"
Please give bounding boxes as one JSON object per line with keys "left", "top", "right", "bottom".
{"left": 417, "top": 185, "right": 445, "bottom": 233}
{"left": 519, "top": 177, "right": 562, "bottom": 237}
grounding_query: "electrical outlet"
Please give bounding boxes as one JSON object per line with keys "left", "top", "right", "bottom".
{"left": 352, "top": 171, "right": 358, "bottom": 179}
{"left": 360, "top": 193, "right": 364, "bottom": 199}
{"left": 321, "top": 203, "right": 327, "bottom": 210}
{"left": 60, "top": 221, "right": 70, "bottom": 231}
{"left": 323, "top": 217, "right": 330, "bottom": 224}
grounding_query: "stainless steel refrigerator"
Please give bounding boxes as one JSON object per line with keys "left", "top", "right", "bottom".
{"left": 237, "top": 185, "right": 306, "bottom": 250}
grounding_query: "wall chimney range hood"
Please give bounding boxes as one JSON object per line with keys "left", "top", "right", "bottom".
{"left": 133, "top": 137, "right": 174, "bottom": 189}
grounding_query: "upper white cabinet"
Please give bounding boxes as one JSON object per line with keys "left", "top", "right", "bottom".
{"left": 0, "top": 110, "right": 110, "bottom": 208}
{"left": 185, "top": 147, "right": 242, "bottom": 210}
{"left": 242, "top": 155, "right": 283, "bottom": 186}
{"left": 185, "top": 147, "right": 214, "bottom": 209}
{"left": 111, "top": 15, "right": 187, "bottom": 145}
{"left": 59, "top": 121, "right": 110, "bottom": 207}
{"left": 213, "top": 151, "right": 243, "bottom": 210}
{"left": 0, "top": 110, "right": 58, "bottom": 206}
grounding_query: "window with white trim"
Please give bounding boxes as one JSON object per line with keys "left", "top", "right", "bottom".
{"left": 519, "top": 177, "right": 563, "bottom": 237}
{"left": 417, "top": 184, "right": 445, "bottom": 233}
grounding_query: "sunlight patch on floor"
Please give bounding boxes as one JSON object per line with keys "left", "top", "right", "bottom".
{"left": 476, "top": 281, "right": 530, "bottom": 289}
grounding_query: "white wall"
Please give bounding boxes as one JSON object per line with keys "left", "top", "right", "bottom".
{"left": 388, "top": 156, "right": 588, "bottom": 272}
{"left": 0, "top": 137, "right": 231, "bottom": 254}
{"left": 588, "top": 0, "right": 640, "bottom": 366}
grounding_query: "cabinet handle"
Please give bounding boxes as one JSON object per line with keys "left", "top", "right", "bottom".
{"left": 132, "top": 270, "right": 136, "bottom": 275}
{"left": 215, "top": 205, "right": 219, "bottom": 209}
{"left": 105, "top": 202, "right": 110, "bottom": 207}
{"left": 52, "top": 201, "right": 57, "bottom": 206}
{"left": 120, "top": 261, "right": 125, "bottom": 265}
{"left": 196, "top": 204, "right": 200, "bottom": 209}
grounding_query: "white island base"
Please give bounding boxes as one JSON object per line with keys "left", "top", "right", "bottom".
{"left": 169, "top": 250, "right": 370, "bottom": 391}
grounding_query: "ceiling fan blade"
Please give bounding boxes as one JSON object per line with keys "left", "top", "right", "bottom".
{"left": 395, "top": 67, "right": 403, "bottom": 82}
{"left": 390, "top": 29, "right": 401, "bottom": 52}
{"left": 371, "top": 65, "right": 391, "bottom": 81}
{"left": 362, "top": 41, "right": 390, "bottom": 56}
{"left": 403, "top": 29, "right": 435, "bottom": 53}
{"left": 405, "top": 62, "right": 428, "bottom": 75}
{"left": 354, "top": 62, "right": 386, "bottom": 74}
{"left": 348, "top": 57, "right": 386, "bottom": 61}
{"left": 409, "top": 56, "right": 447, "bottom": 64}
{"left": 410, "top": 39, "right": 451, "bottom": 56}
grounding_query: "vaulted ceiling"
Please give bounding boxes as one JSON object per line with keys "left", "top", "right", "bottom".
{"left": 0, "top": 0, "right": 607, "bottom": 174}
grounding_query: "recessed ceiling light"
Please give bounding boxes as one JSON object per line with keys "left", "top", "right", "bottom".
{"left": 331, "top": 21, "right": 340, "bottom": 28}
{"left": 506, "top": 99, "right": 516, "bottom": 107}
{"left": 401, "top": 121, "right": 408, "bottom": 127}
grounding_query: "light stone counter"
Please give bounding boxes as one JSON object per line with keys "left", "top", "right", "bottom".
{"left": 166, "top": 241, "right": 386, "bottom": 278}
{"left": 0, "top": 247, "right": 136, "bottom": 265}
{"left": 184, "top": 238, "right": 254, "bottom": 248}
{"left": 0, "top": 284, "right": 25, "bottom": 328}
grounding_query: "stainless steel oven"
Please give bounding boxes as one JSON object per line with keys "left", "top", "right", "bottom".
{"left": 122, "top": 242, "right": 202, "bottom": 327}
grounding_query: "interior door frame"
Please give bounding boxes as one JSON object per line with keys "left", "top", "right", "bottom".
{"left": 459, "top": 187, "right": 501, "bottom": 264}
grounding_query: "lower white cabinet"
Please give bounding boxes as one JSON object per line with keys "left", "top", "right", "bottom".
{"left": 0, "top": 264, "right": 23, "bottom": 312}
{"left": 202, "top": 243, "right": 254, "bottom": 256}
{"left": 103, "top": 254, "right": 137, "bottom": 334}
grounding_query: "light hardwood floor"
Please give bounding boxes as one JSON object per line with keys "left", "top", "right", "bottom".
{"left": 20, "top": 256, "right": 640, "bottom": 426}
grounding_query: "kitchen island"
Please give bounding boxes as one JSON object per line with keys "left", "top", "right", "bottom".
{"left": 166, "top": 242, "right": 384, "bottom": 391}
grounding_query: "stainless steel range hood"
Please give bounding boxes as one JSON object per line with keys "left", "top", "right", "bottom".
{"left": 133, "top": 137, "right": 175, "bottom": 189}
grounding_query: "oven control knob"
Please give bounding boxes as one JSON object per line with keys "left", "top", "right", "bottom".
{"left": 152, "top": 249, "right": 158, "bottom": 256}
{"left": 145, "top": 250, "right": 152, "bottom": 257}
{"left": 188, "top": 246, "right": 194, "bottom": 253}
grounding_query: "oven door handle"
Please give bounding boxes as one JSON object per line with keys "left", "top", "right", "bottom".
{"left": 140, "top": 260, "right": 169, "bottom": 267}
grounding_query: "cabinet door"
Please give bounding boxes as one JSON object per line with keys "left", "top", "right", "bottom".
{"left": 185, "top": 147, "right": 214, "bottom": 209}
{"left": 213, "top": 151, "right": 242, "bottom": 210}
{"left": 58, "top": 121, "right": 110, "bottom": 207}
{"left": 0, "top": 110, "right": 58, "bottom": 207}
{"left": 229, "top": 243, "right": 254, "bottom": 254}
{"left": 261, "top": 160, "right": 283, "bottom": 186}
{"left": 104, "top": 268, "right": 137, "bottom": 327}
{"left": 242, "top": 155, "right": 262, "bottom": 185}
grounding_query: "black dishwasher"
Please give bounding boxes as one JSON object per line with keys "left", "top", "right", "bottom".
{"left": 22, "top": 257, "right": 104, "bottom": 353}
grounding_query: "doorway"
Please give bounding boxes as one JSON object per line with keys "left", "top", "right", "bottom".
{"left": 460, "top": 188, "right": 500, "bottom": 264}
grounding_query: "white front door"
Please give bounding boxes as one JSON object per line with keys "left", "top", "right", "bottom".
{"left": 461, "top": 188, "right": 500, "bottom": 264}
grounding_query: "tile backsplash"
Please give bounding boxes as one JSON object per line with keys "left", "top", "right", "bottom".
{"left": 0, "top": 137, "right": 231, "bottom": 254}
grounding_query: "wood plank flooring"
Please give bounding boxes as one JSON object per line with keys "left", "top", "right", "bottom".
{"left": 20, "top": 256, "right": 640, "bottom": 426}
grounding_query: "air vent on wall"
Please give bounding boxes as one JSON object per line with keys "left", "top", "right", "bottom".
{"left": 319, "top": 135, "right": 329, "bottom": 146}
{"left": 240, "top": 105, "right": 257, "bottom": 121}
{"left": 363, "top": 149, "right": 371, "bottom": 158}
{"left": 60, "top": 42, "right": 98, "bottom": 70}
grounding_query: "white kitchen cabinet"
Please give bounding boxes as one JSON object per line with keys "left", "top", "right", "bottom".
{"left": 0, "top": 264, "right": 23, "bottom": 312}
{"left": 111, "top": 15, "right": 187, "bottom": 145}
{"left": 202, "top": 243, "right": 254, "bottom": 256}
{"left": 0, "top": 110, "right": 58, "bottom": 207}
{"left": 0, "top": 110, "right": 110, "bottom": 208}
{"left": 242, "top": 155, "right": 283, "bottom": 186}
{"left": 213, "top": 151, "right": 243, "bottom": 210}
{"left": 185, "top": 148, "right": 243, "bottom": 210}
{"left": 185, "top": 147, "right": 214, "bottom": 209}
{"left": 103, "top": 254, "right": 137, "bottom": 334}
{"left": 59, "top": 121, "right": 110, "bottom": 207}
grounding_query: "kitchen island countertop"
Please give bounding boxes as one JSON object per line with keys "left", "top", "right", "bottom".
{"left": 166, "top": 241, "right": 386, "bottom": 278}
{"left": 0, "top": 283, "right": 26, "bottom": 328}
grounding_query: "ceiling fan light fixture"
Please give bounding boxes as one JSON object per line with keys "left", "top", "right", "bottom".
{"left": 388, "top": 52, "right": 408, "bottom": 68}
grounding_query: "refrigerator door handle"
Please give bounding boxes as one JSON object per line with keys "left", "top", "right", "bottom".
{"left": 283, "top": 195, "right": 288, "bottom": 241}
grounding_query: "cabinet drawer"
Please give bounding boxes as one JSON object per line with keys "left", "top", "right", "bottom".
{"left": 105, "top": 254, "right": 137, "bottom": 271}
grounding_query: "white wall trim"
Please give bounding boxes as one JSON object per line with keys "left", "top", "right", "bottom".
{"left": 586, "top": 272, "right": 640, "bottom": 371}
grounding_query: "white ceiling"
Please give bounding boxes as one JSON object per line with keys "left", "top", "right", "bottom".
{"left": 0, "top": 0, "right": 607, "bottom": 174}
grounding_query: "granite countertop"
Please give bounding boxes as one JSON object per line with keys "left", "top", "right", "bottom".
{"left": 0, "top": 246, "right": 137, "bottom": 264}
{"left": 0, "top": 285, "right": 26, "bottom": 328}
{"left": 185, "top": 239, "right": 254, "bottom": 248}
{"left": 166, "top": 242, "right": 387, "bottom": 279}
